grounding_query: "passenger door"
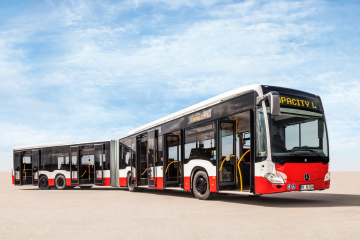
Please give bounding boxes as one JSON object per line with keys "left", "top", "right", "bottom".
{"left": 148, "top": 130, "right": 156, "bottom": 187}
{"left": 218, "top": 120, "right": 236, "bottom": 187}
{"left": 13, "top": 152, "right": 21, "bottom": 185}
{"left": 70, "top": 146, "right": 79, "bottom": 185}
{"left": 94, "top": 144, "right": 104, "bottom": 185}
{"left": 32, "top": 150, "right": 40, "bottom": 185}
{"left": 131, "top": 137, "right": 137, "bottom": 187}
{"left": 164, "top": 134, "right": 180, "bottom": 186}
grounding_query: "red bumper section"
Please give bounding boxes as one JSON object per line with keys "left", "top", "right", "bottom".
{"left": 255, "top": 163, "right": 330, "bottom": 195}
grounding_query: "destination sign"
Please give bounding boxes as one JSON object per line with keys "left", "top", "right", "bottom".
{"left": 279, "top": 94, "right": 321, "bottom": 112}
{"left": 188, "top": 109, "right": 211, "bottom": 124}
{"left": 261, "top": 85, "right": 323, "bottom": 113}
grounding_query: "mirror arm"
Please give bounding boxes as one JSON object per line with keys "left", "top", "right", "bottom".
{"left": 256, "top": 94, "right": 268, "bottom": 106}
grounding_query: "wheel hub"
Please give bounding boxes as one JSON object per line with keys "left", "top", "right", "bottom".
{"left": 195, "top": 177, "right": 207, "bottom": 195}
{"left": 57, "top": 178, "right": 64, "bottom": 187}
{"left": 41, "top": 178, "right": 47, "bottom": 187}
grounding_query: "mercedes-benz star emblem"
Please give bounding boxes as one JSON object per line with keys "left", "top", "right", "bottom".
{"left": 304, "top": 173, "right": 310, "bottom": 182}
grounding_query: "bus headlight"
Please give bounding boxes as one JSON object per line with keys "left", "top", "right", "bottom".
{"left": 324, "top": 172, "right": 330, "bottom": 181}
{"left": 264, "top": 173, "right": 284, "bottom": 184}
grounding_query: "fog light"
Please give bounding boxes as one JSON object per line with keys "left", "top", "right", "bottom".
{"left": 324, "top": 172, "right": 330, "bottom": 181}
{"left": 264, "top": 173, "right": 284, "bottom": 184}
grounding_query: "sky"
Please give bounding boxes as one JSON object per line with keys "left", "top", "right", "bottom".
{"left": 0, "top": 0, "right": 359, "bottom": 172}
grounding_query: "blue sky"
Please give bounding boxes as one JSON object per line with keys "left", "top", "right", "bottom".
{"left": 0, "top": 0, "right": 359, "bottom": 171}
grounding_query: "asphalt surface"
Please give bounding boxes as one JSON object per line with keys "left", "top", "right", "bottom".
{"left": 0, "top": 172, "right": 359, "bottom": 240}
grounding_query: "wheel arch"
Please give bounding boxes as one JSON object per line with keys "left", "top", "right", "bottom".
{"left": 38, "top": 173, "right": 48, "bottom": 180}
{"left": 54, "top": 173, "right": 66, "bottom": 180}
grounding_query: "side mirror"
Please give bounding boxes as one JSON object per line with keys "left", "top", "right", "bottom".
{"left": 256, "top": 91, "right": 280, "bottom": 116}
{"left": 268, "top": 91, "right": 280, "bottom": 116}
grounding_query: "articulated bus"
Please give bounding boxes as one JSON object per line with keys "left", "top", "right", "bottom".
{"left": 12, "top": 84, "right": 330, "bottom": 200}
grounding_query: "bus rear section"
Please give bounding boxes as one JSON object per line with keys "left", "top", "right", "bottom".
{"left": 12, "top": 142, "right": 111, "bottom": 189}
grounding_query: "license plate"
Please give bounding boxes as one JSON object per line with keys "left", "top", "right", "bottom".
{"left": 300, "top": 184, "right": 314, "bottom": 191}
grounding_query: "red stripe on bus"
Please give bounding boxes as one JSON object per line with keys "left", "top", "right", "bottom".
{"left": 64, "top": 178, "right": 111, "bottom": 186}
{"left": 119, "top": 177, "right": 164, "bottom": 188}
{"left": 12, "top": 171, "right": 14, "bottom": 185}
{"left": 155, "top": 177, "right": 164, "bottom": 189}
{"left": 103, "top": 177, "right": 111, "bottom": 186}
{"left": 184, "top": 176, "right": 191, "bottom": 191}
{"left": 209, "top": 176, "right": 217, "bottom": 193}
{"left": 119, "top": 177, "right": 127, "bottom": 187}
{"left": 48, "top": 179, "right": 55, "bottom": 186}
{"left": 65, "top": 179, "right": 77, "bottom": 187}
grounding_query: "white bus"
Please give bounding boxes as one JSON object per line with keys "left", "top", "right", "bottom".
{"left": 12, "top": 84, "right": 330, "bottom": 200}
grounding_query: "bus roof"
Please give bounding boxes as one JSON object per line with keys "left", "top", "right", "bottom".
{"left": 12, "top": 142, "right": 74, "bottom": 151}
{"left": 126, "top": 84, "right": 264, "bottom": 136}
{"left": 12, "top": 140, "right": 110, "bottom": 151}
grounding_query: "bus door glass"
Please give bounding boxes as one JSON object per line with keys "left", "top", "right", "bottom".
{"left": 13, "top": 152, "right": 21, "bottom": 185}
{"left": 131, "top": 137, "right": 137, "bottom": 187}
{"left": 70, "top": 146, "right": 79, "bottom": 185}
{"left": 80, "top": 147, "right": 95, "bottom": 184}
{"left": 32, "top": 150, "right": 40, "bottom": 185}
{"left": 94, "top": 144, "right": 104, "bottom": 185}
{"left": 21, "top": 153, "right": 32, "bottom": 185}
{"left": 148, "top": 130, "right": 156, "bottom": 187}
{"left": 219, "top": 121, "right": 236, "bottom": 187}
{"left": 139, "top": 134, "right": 148, "bottom": 185}
{"left": 165, "top": 134, "right": 180, "bottom": 186}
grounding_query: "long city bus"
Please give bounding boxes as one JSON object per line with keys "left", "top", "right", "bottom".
{"left": 12, "top": 84, "right": 330, "bottom": 200}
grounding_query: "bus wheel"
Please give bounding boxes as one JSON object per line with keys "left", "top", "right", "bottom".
{"left": 39, "top": 176, "right": 50, "bottom": 190}
{"left": 55, "top": 175, "right": 67, "bottom": 190}
{"left": 127, "top": 173, "right": 137, "bottom": 192}
{"left": 193, "top": 171, "right": 213, "bottom": 200}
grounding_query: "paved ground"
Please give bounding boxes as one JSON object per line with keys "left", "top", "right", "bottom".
{"left": 0, "top": 172, "right": 359, "bottom": 240}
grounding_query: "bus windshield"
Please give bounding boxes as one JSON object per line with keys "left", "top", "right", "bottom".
{"left": 267, "top": 108, "right": 329, "bottom": 161}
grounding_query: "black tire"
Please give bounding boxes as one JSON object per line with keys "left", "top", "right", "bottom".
{"left": 55, "top": 175, "right": 67, "bottom": 190}
{"left": 127, "top": 173, "right": 138, "bottom": 192}
{"left": 80, "top": 186, "right": 92, "bottom": 189}
{"left": 39, "top": 176, "right": 50, "bottom": 190}
{"left": 192, "top": 171, "right": 213, "bottom": 200}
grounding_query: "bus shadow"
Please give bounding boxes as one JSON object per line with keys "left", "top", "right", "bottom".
{"left": 20, "top": 187, "right": 129, "bottom": 191}
{"left": 141, "top": 189, "right": 360, "bottom": 208}
{"left": 20, "top": 187, "right": 360, "bottom": 208}
{"left": 216, "top": 193, "right": 360, "bottom": 208}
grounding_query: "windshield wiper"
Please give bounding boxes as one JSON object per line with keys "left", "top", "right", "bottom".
{"left": 272, "top": 154, "right": 300, "bottom": 165}
{"left": 291, "top": 148, "right": 328, "bottom": 164}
